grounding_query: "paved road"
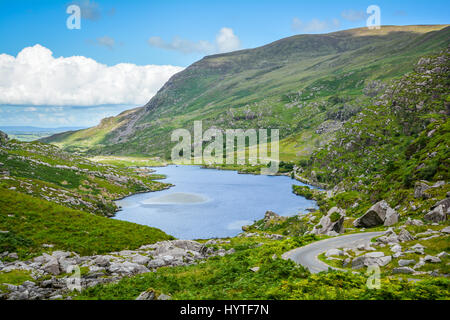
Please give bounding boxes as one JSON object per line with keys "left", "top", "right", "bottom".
{"left": 282, "top": 232, "right": 385, "bottom": 273}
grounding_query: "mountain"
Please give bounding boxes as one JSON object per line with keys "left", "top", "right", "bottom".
{"left": 43, "top": 25, "right": 450, "bottom": 160}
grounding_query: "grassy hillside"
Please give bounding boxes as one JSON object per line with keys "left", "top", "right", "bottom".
{"left": 43, "top": 25, "right": 450, "bottom": 160}
{"left": 0, "top": 135, "right": 174, "bottom": 259}
{"left": 0, "top": 189, "right": 173, "bottom": 259}
{"left": 0, "top": 138, "right": 170, "bottom": 216}
{"left": 296, "top": 48, "right": 449, "bottom": 219}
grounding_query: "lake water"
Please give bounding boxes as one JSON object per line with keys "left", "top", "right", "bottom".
{"left": 114, "top": 165, "right": 318, "bottom": 240}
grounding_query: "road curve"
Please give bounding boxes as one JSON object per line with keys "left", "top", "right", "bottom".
{"left": 282, "top": 232, "right": 385, "bottom": 273}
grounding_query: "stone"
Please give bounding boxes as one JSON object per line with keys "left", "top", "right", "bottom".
{"left": 7, "top": 253, "right": 18, "bottom": 260}
{"left": 405, "top": 218, "right": 423, "bottom": 226}
{"left": 136, "top": 290, "right": 156, "bottom": 300}
{"left": 132, "top": 255, "right": 150, "bottom": 265}
{"left": 313, "top": 207, "right": 346, "bottom": 235}
{"left": 157, "top": 294, "right": 172, "bottom": 300}
{"left": 353, "top": 200, "right": 398, "bottom": 228}
{"left": 392, "top": 267, "right": 415, "bottom": 274}
{"left": 42, "top": 258, "right": 60, "bottom": 275}
{"left": 424, "top": 205, "right": 447, "bottom": 223}
{"left": 250, "top": 267, "right": 260, "bottom": 272}
{"left": 424, "top": 255, "right": 441, "bottom": 263}
{"left": 325, "top": 249, "right": 343, "bottom": 257}
{"left": 414, "top": 181, "right": 431, "bottom": 199}
{"left": 410, "top": 243, "right": 425, "bottom": 254}
{"left": 398, "top": 229, "right": 415, "bottom": 242}
{"left": 364, "top": 252, "right": 385, "bottom": 258}
{"left": 391, "top": 244, "right": 402, "bottom": 253}
{"left": 437, "top": 252, "right": 449, "bottom": 258}
{"left": 440, "top": 226, "right": 450, "bottom": 234}
{"left": 93, "top": 256, "right": 110, "bottom": 267}
{"left": 351, "top": 254, "right": 391, "bottom": 269}
{"left": 147, "top": 258, "right": 166, "bottom": 269}
{"left": 398, "top": 259, "right": 415, "bottom": 267}
{"left": 432, "top": 198, "right": 450, "bottom": 212}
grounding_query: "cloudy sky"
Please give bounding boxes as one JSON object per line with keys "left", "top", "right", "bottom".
{"left": 0, "top": 0, "right": 448, "bottom": 128}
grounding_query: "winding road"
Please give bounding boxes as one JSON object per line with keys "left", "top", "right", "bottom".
{"left": 282, "top": 232, "right": 385, "bottom": 273}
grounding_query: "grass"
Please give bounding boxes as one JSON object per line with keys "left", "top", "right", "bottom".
{"left": 73, "top": 234, "right": 450, "bottom": 300}
{"left": 0, "top": 188, "right": 174, "bottom": 259}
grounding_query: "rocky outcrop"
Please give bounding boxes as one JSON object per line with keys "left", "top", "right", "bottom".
{"left": 351, "top": 252, "right": 392, "bottom": 269}
{"left": 424, "top": 205, "right": 448, "bottom": 223}
{"left": 0, "top": 239, "right": 234, "bottom": 300}
{"left": 312, "top": 207, "right": 346, "bottom": 236}
{"left": 414, "top": 181, "right": 446, "bottom": 199}
{"left": 353, "top": 200, "right": 398, "bottom": 228}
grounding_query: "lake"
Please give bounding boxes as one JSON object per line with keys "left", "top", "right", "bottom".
{"left": 114, "top": 165, "right": 318, "bottom": 239}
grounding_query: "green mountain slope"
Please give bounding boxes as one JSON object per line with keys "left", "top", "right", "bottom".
{"left": 43, "top": 25, "right": 450, "bottom": 160}
{"left": 297, "top": 48, "right": 449, "bottom": 219}
{"left": 0, "top": 134, "right": 174, "bottom": 258}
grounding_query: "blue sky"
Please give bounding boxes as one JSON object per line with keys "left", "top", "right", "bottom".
{"left": 0, "top": 0, "right": 448, "bottom": 128}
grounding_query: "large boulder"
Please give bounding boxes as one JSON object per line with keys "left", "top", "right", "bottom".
{"left": 351, "top": 252, "right": 392, "bottom": 269}
{"left": 312, "top": 207, "right": 345, "bottom": 236}
{"left": 414, "top": 181, "right": 431, "bottom": 199}
{"left": 353, "top": 200, "right": 398, "bottom": 228}
{"left": 424, "top": 205, "right": 447, "bottom": 223}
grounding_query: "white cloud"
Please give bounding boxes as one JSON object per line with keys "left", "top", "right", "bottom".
{"left": 341, "top": 10, "right": 367, "bottom": 22}
{"left": 0, "top": 44, "right": 184, "bottom": 106}
{"left": 292, "top": 18, "right": 340, "bottom": 33}
{"left": 148, "top": 27, "right": 241, "bottom": 55}
{"left": 215, "top": 28, "right": 241, "bottom": 53}
{"left": 24, "top": 107, "right": 37, "bottom": 112}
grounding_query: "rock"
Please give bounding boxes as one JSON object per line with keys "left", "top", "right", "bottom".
{"left": 424, "top": 255, "right": 441, "bottom": 263}
{"left": 353, "top": 200, "right": 398, "bottom": 228}
{"left": 42, "top": 258, "right": 60, "bottom": 275}
{"left": 391, "top": 244, "right": 402, "bottom": 253}
{"left": 405, "top": 218, "right": 423, "bottom": 226}
{"left": 250, "top": 267, "right": 260, "bottom": 272}
{"left": 392, "top": 267, "right": 415, "bottom": 274}
{"left": 398, "top": 229, "right": 415, "bottom": 242}
{"left": 441, "top": 226, "right": 450, "bottom": 234}
{"left": 414, "top": 181, "right": 431, "bottom": 199}
{"left": 313, "top": 207, "right": 346, "bottom": 235}
{"left": 325, "top": 249, "right": 343, "bottom": 257}
{"left": 108, "top": 261, "right": 149, "bottom": 274}
{"left": 132, "top": 255, "right": 150, "bottom": 265}
{"left": 263, "top": 211, "right": 281, "bottom": 223}
{"left": 351, "top": 254, "right": 391, "bottom": 269}
{"left": 437, "top": 252, "right": 449, "bottom": 258}
{"left": 93, "top": 256, "right": 110, "bottom": 267}
{"left": 398, "top": 259, "right": 415, "bottom": 267}
{"left": 147, "top": 258, "right": 166, "bottom": 269}
{"left": 424, "top": 205, "right": 447, "bottom": 223}
{"left": 364, "top": 252, "right": 385, "bottom": 258}
{"left": 51, "top": 251, "right": 71, "bottom": 260}
{"left": 410, "top": 243, "right": 425, "bottom": 254}
{"left": 136, "top": 289, "right": 156, "bottom": 300}
{"left": 432, "top": 197, "right": 450, "bottom": 212}
{"left": 7, "top": 253, "right": 18, "bottom": 260}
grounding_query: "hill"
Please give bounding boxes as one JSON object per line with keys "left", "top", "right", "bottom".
{"left": 43, "top": 25, "right": 450, "bottom": 160}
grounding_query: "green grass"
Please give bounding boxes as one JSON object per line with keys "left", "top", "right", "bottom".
{"left": 0, "top": 188, "right": 174, "bottom": 259}
{"left": 73, "top": 234, "right": 449, "bottom": 300}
